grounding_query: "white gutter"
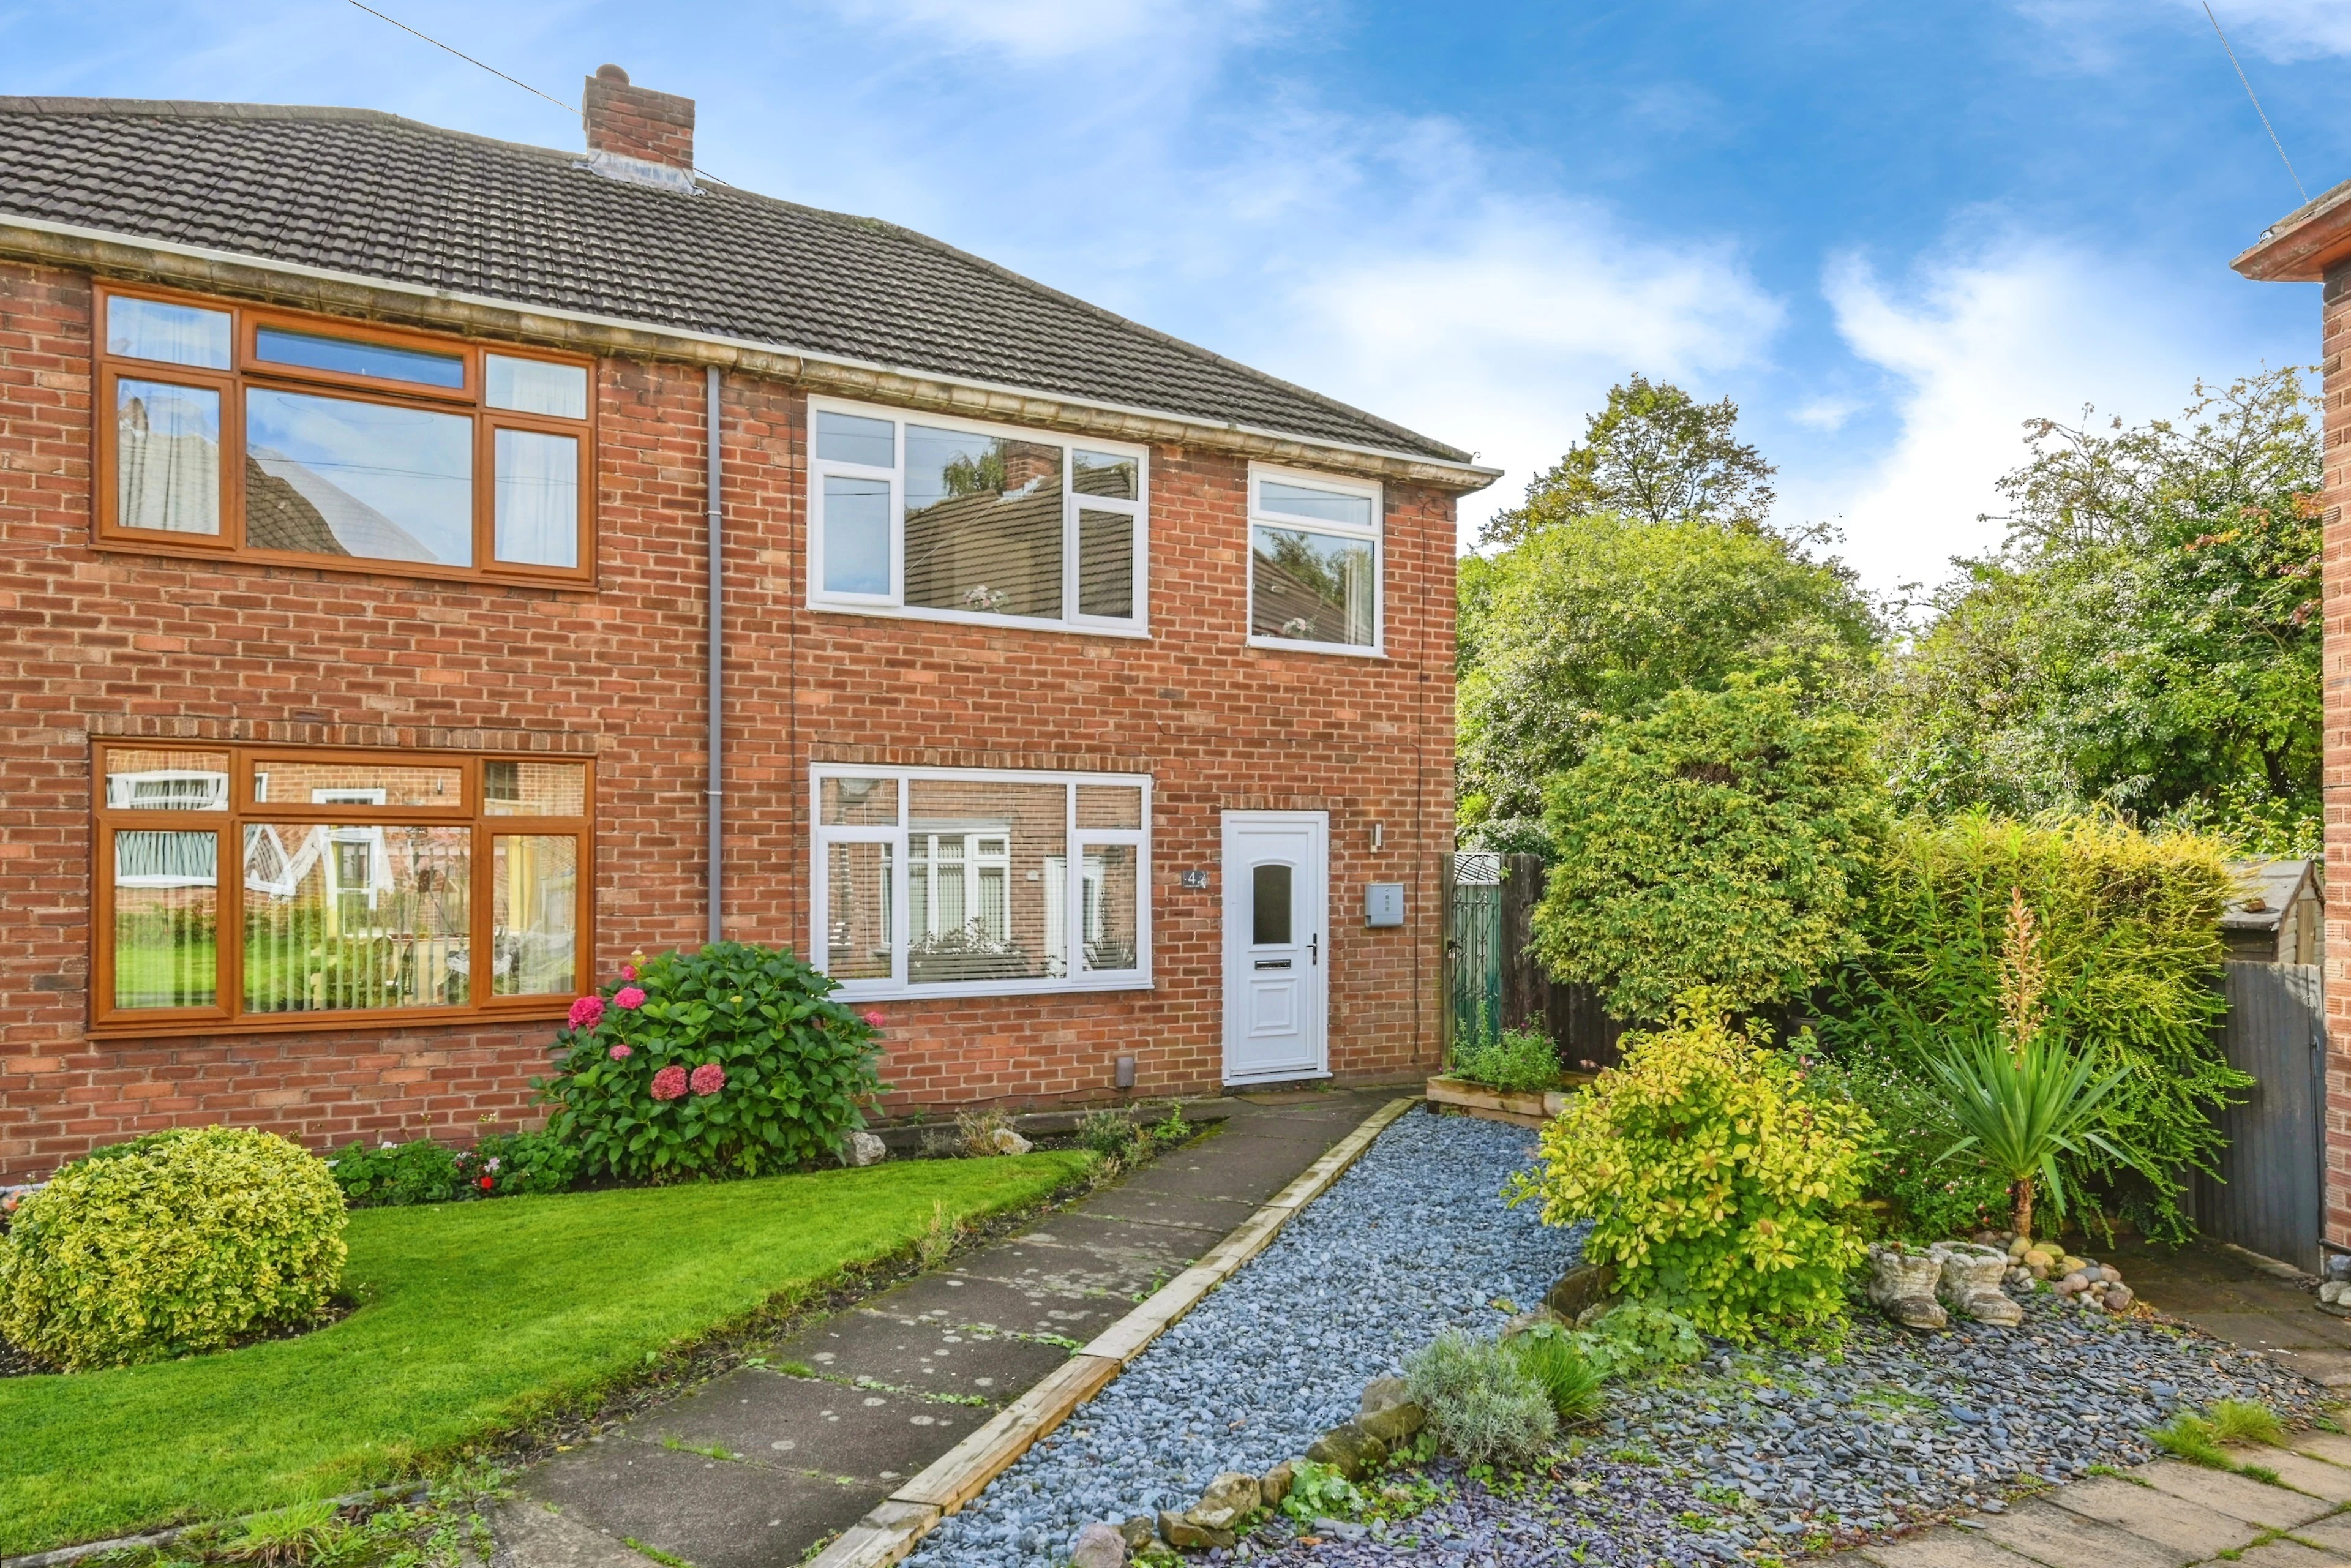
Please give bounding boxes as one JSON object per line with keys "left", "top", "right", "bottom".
{"left": 0, "top": 212, "right": 1502, "bottom": 490}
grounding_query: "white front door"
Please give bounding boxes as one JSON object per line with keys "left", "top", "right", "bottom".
{"left": 1221, "top": 811, "right": 1329, "bottom": 1084}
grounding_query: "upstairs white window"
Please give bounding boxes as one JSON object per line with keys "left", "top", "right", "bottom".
{"left": 811, "top": 767, "right": 1149, "bottom": 999}
{"left": 1247, "top": 465, "right": 1383, "bottom": 655}
{"left": 808, "top": 399, "right": 1146, "bottom": 634}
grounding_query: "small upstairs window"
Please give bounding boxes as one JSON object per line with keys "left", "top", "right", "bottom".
{"left": 1247, "top": 465, "right": 1383, "bottom": 655}
{"left": 96, "top": 285, "right": 595, "bottom": 586}
{"left": 807, "top": 398, "right": 1147, "bottom": 635}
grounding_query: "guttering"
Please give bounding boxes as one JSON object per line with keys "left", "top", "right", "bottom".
{"left": 707, "top": 366, "right": 724, "bottom": 948}
{"left": 2233, "top": 175, "right": 2351, "bottom": 282}
{"left": 0, "top": 213, "right": 1502, "bottom": 495}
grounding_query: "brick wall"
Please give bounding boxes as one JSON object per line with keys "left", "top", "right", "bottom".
{"left": 2322, "top": 263, "right": 2351, "bottom": 1251}
{"left": 0, "top": 257, "right": 1458, "bottom": 1179}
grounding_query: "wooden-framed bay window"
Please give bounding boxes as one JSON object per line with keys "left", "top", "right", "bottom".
{"left": 96, "top": 283, "right": 595, "bottom": 585}
{"left": 93, "top": 743, "right": 593, "bottom": 1035}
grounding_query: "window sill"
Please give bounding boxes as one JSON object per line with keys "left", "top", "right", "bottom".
{"left": 809, "top": 601, "right": 1150, "bottom": 639}
{"left": 86, "top": 1000, "right": 572, "bottom": 1041}
{"left": 1247, "top": 637, "right": 1387, "bottom": 659}
{"left": 90, "top": 536, "right": 599, "bottom": 595}
{"left": 829, "top": 976, "right": 1155, "bottom": 1003}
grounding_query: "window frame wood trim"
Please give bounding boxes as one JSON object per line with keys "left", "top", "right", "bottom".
{"left": 91, "top": 282, "right": 599, "bottom": 590}
{"left": 89, "top": 741, "right": 596, "bottom": 1038}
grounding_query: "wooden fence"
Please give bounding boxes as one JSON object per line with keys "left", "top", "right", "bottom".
{"left": 1441, "top": 852, "right": 1630, "bottom": 1073}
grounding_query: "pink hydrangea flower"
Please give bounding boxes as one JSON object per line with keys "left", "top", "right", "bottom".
{"left": 608, "top": 1043, "right": 633, "bottom": 1061}
{"left": 651, "top": 1065, "right": 689, "bottom": 1101}
{"left": 568, "top": 994, "right": 605, "bottom": 1030}
{"left": 689, "top": 1063, "right": 726, "bottom": 1097}
{"left": 861, "top": 1010, "right": 887, "bottom": 1029}
{"left": 620, "top": 963, "right": 637, "bottom": 981}
{"left": 614, "top": 986, "right": 647, "bottom": 1010}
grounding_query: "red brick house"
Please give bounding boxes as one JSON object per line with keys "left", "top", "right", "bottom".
{"left": 0, "top": 72, "right": 1496, "bottom": 1179}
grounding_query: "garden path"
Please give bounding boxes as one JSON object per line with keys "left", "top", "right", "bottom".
{"left": 489, "top": 1087, "right": 1406, "bottom": 1568}
{"left": 2110, "top": 1238, "right": 2351, "bottom": 1390}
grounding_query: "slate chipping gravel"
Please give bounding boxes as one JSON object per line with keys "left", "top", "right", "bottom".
{"left": 906, "top": 1110, "right": 2333, "bottom": 1568}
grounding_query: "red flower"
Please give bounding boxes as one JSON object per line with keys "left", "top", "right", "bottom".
{"left": 615, "top": 986, "right": 648, "bottom": 1010}
{"left": 620, "top": 963, "right": 637, "bottom": 981}
{"left": 651, "top": 1065, "right": 689, "bottom": 1101}
{"left": 568, "top": 994, "right": 606, "bottom": 1030}
{"left": 608, "top": 1043, "right": 633, "bottom": 1061}
{"left": 861, "top": 1009, "right": 887, "bottom": 1029}
{"left": 689, "top": 1063, "right": 726, "bottom": 1097}
{"left": 479, "top": 1175, "right": 495, "bottom": 1191}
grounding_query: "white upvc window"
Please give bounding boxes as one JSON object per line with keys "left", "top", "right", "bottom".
{"left": 1246, "top": 463, "right": 1384, "bottom": 656}
{"left": 806, "top": 397, "right": 1148, "bottom": 636}
{"left": 811, "top": 765, "right": 1150, "bottom": 1000}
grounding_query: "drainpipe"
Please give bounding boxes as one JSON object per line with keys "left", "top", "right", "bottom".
{"left": 706, "top": 366, "right": 724, "bottom": 947}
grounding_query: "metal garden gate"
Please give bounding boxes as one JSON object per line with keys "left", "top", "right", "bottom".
{"left": 1441, "top": 852, "right": 1502, "bottom": 1056}
{"left": 2194, "top": 962, "right": 2325, "bottom": 1272}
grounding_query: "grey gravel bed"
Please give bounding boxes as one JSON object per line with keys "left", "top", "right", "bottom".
{"left": 909, "top": 1111, "right": 2333, "bottom": 1568}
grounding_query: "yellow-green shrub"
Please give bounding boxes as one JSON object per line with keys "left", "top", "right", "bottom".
{"left": 0, "top": 1126, "right": 347, "bottom": 1369}
{"left": 1510, "top": 1000, "right": 1873, "bottom": 1341}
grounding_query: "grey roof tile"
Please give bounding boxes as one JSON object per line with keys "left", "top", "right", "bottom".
{"left": 0, "top": 97, "right": 1471, "bottom": 464}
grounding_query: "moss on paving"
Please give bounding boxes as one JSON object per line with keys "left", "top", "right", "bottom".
{"left": 0, "top": 1150, "right": 1090, "bottom": 1554}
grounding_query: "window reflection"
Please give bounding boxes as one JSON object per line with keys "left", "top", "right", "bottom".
{"left": 246, "top": 389, "right": 473, "bottom": 565}
{"left": 1251, "top": 527, "right": 1375, "bottom": 647}
{"left": 116, "top": 380, "right": 221, "bottom": 536}
{"left": 903, "top": 426, "right": 1065, "bottom": 619}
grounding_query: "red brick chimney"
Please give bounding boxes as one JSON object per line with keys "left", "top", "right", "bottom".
{"left": 581, "top": 64, "right": 694, "bottom": 171}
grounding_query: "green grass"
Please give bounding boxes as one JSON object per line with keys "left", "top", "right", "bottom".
{"left": 0, "top": 1150, "right": 1089, "bottom": 1555}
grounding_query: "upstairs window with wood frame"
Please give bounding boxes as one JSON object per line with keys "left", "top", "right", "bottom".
{"left": 94, "top": 743, "right": 593, "bottom": 1034}
{"left": 96, "top": 286, "right": 596, "bottom": 584}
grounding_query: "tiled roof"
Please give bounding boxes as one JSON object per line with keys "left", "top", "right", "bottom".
{"left": 0, "top": 98, "right": 1474, "bottom": 465}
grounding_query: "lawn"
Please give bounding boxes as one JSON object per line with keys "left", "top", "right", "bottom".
{"left": 0, "top": 1150, "right": 1091, "bottom": 1555}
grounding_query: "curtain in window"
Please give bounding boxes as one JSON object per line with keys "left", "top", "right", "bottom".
{"left": 116, "top": 380, "right": 221, "bottom": 535}
{"left": 493, "top": 429, "right": 580, "bottom": 568}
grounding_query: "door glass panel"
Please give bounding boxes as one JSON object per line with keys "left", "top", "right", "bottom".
{"left": 111, "top": 829, "right": 218, "bottom": 1009}
{"left": 1252, "top": 863, "right": 1293, "bottom": 946}
{"left": 107, "top": 297, "right": 232, "bottom": 369}
{"left": 105, "top": 749, "right": 231, "bottom": 810}
{"left": 1078, "top": 509, "right": 1134, "bottom": 619}
{"left": 493, "top": 428, "right": 579, "bottom": 568}
{"left": 254, "top": 326, "right": 465, "bottom": 388}
{"left": 824, "top": 839, "right": 894, "bottom": 981}
{"left": 1074, "top": 784, "right": 1142, "bottom": 830}
{"left": 821, "top": 776, "right": 899, "bottom": 826}
{"left": 246, "top": 389, "right": 473, "bottom": 565}
{"left": 482, "top": 761, "right": 588, "bottom": 817}
{"left": 1081, "top": 844, "right": 1139, "bottom": 972}
{"left": 249, "top": 760, "right": 463, "bottom": 808}
{"left": 823, "top": 475, "right": 891, "bottom": 594}
{"left": 907, "top": 778, "right": 1068, "bottom": 982}
{"left": 1251, "top": 527, "right": 1375, "bottom": 646}
{"left": 903, "top": 426, "right": 1065, "bottom": 620}
{"left": 242, "top": 824, "right": 471, "bottom": 1012}
{"left": 484, "top": 355, "right": 588, "bottom": 418}
{"left": 493, "top": 835, "right": 577, "bottom": 996}
{"left": 116, "top": 379, "right": 222, "bottom": 535}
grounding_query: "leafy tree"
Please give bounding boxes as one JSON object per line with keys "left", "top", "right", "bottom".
{"left": 1881, "top": 370, "right": 2321, "bottom": 852}
{"left": 1480, "top": 374, "right": 1777, "bottom": 548}
{"left": 1458, "top": 513, "right": 1880, "bottom": 852}
{"left": 1529, "top": 678, "right": 1889, "bottom": 1020}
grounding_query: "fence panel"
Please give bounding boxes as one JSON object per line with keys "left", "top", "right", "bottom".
{"left": 2194, "top": 962, "right": 2324, "bottom": 1272}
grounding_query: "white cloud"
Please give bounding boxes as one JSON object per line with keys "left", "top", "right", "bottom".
{"left": 1805, "top": 237, "right": 2233, "bottom": 593}
{"left": 2177, "top": 0, "right": 2351, "bottom": 61}
{"left": 1791, "top": 396, "right": 1862, "bottom": 432}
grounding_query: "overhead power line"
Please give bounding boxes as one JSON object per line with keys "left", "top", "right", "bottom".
{"left": 2202, "top": 1, "right": 2306, "bottom": 203}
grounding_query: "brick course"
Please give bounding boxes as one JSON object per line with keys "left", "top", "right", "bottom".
{"left": 0, "top": 258, "right": 1458, "bottom": 1179}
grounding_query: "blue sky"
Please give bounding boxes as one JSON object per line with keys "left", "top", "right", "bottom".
{"left": 7, "top": 0, "right": 2343, "bottom": 592}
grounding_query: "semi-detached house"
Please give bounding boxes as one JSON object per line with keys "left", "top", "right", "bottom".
{"left": 0, "top": 70, "right": 1498, "bottom": 1179}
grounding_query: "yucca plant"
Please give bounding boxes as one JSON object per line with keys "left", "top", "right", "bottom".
{"left": 1927, "top": 890, "right": 2132, "bottom": 1239}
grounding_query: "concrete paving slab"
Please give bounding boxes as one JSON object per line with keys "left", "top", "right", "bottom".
{"left": 2293, "top": 1432, "right": 2351, "bottom": 1469}
{"left": 773, "top": 1308, "right": 1073, "bottom": 1404}
{"left": 624, "top": 1368, "right": 990, "bottom": 1485}
{"left": 1114, "top": 1153, "right": 1303, "bottom": 1207}
{"left": 2269, "top": 1349, "right": 2351, "bottom": 1387}
{"left": 2188, "top": 1313, "right": 2351, "bottom": 1352}
{"left": 857, "top": 1272, "right": 1127, "bottom": 1341}
{"left": 490, "top": 1498, "right": 653, "bottom": 1568}
{"left": 1017, "top": 1213, "right": 1211, "bottom": 1267}
{"left": 2137, "top": 1460, "right": 2331, "bottom": 1527}
{"left": 2050, "top": 1474, "right": 2263, "bottom": 1557}
{"left": 1861, "top": 1525, "right": 2038, "bottom": 1568}
{"left": 2292, "top": 1514, "right": 2351, "bottom": 1556}
{"left": 1069, "top": 1185, "right": 1255, "bottom": 1236}
{"left": 949, "top": 1237, "right": 1169, "bottom": 1299}
{"left": 523, "top": 1437, "right": 885, "bottom": 1568}
{"left": 1973, "top": 1497, "right": 2193, "bottom": 1568}
{"left": 2244, "top": 1447, "right": 2351, "bottom": 1504}
{"left": 2243, "top": 1540, "right": 2351, "bottom": 1568}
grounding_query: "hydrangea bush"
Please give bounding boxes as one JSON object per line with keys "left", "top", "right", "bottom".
{"left": 539, "top": 941, "right": 886, "bottom": 1180}
{"left": 1510, "top": 997, "right": 1875, "bottom": 1341}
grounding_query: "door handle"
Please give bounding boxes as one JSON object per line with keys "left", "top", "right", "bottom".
{"left": 1310, "top": 933, "right": 1320, "bottom": 966}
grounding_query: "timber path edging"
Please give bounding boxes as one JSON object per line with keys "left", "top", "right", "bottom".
{"left": 806, "top": 1095, "right": 1422, "bottom": 1568}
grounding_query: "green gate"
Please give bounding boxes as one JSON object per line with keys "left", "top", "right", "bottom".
{"left": 1443, "top": 852, "right": 1502, "bottom": 1060}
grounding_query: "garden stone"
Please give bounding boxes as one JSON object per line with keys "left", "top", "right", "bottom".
{"left": 1121, "top": 1517, "right": 1160, "bottom": 1550}
{"left": 990, "top": 1127, "right": 1035, "bottom": 1155}
{"left": 1867, "top": 1244, "right": 1948, "bottom": 1330}
{"left": 1259, "top": 1461, "right": 1294, "bottom": 1509}
{"left": 1190, "top": 1471, "right": 1261, "bottom": 1530}
{"left": 1160, "top": 1510, "right": 1235, "bottom": 1550}
{"left": 1360, "top": 1376, "right": 1412, "bottom": 1420}
{"left": 1934, "top": 1242, "right": 2024, "bottom": 1326}
{"left": 1072, "top": 1520, "right": 1130, "bottom": 1568}
{"left": 844, "top": 1130, "right": 888, "bottom": 1166}
{"left": 2105, "top": 1285, "right": 2134, "bottom": 1311}
{"left": 1360, "top": 1397, "right": 1425, "bottom": 1444}
{"left": 1542, "top": 1261, "right": 1616, "bottom": 1320}
{"left": 1304, "top": 1422, "right": 1387, "bottom": 1479}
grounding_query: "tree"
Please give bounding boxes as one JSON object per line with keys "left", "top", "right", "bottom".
{"left": 1880, "top": 369, "right": 2322, "bottom": 852}
{"left": 1458, "top": 512, "right": 1880, "bottom": 853}
{"left": 1528, "top": 678, "right": 1889, "bottom": 1021}
{"left": 1480, "top": 375, "right": 1777, "bottom": 548}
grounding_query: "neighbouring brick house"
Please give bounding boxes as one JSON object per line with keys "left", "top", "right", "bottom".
{"left": 2240, "top": 192, "right": 2351, "bottom": 1259}
{"left": 0, "top": 71, "right": 1496, "bottom": 1179}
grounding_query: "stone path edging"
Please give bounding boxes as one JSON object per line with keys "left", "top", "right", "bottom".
{"left": 806, "top": 1097, "right": 1422, "bottom": 1568}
